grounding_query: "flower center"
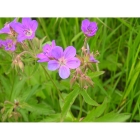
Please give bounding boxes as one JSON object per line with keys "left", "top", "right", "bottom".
{"left": 59, "top": 57, "right": 66, "bottom": 65}
{"left": 87, "top": 26, "right": 93, "bottom": 34}
{"left": 23, "top": 29, "right": 32, "bottom": 36}
{"left": 8, "top": 42, "right": 13, "bottom": 48}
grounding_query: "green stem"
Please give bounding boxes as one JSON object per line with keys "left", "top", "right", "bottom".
{"left": 96, "top": 63, "right": 99, "bottom": 71}
{"left": 84, "top": 36, "right": 88, "bottom": 49}
{"left": 78, "top": 92, "right": 83, "bottom": 121}
{"left": 18, "top": 51, "right": 35, "bottom": 58}
{"left": 9, "top": 69, "right": 15, "bottom": 101}
{"left": 42, "top": 65, "right": 64, "bottom": 101}
{"left": 28, "top": 40, "right": 36, "bottom": 57}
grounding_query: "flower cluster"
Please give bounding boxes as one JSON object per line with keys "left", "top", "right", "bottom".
{"left": 37, "top": 41, "right": 81, "bottom": 79}
{"left": 0, "top": 18, "right": 99, "bottom": 86}
{"left": 36, "top": 18, "right": 99, "bottom": 82}
{"left": 69, "top": 18, "right": 99, "bottom": 89}
{"left": 0, "top": 18, "right": 38, "bottom": 52}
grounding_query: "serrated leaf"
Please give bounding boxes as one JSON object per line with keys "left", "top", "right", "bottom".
{"left": 0, "top": 75, "right": 11, "bottom": 96}
{"left": 17, "top": 108, "right": 29, "bottom": 122}
{"left": 11, "top": 77, "right": 27, "bottom": 101}
{"left": 25, "top": 84, "right": 41, "bottom": 102}
{"left": 27, "top": 102, "right": 55, "bottom": 116}
{"left": 81, "top": 90, "right": 99, "bottom": 106}
{"left": 30, "top": 63, "right": 39, "bottom": 76}
{"left": 61, "top": 88, "right": 79, "bottom": 121}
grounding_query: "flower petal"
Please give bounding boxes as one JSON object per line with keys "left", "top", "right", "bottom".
{"left": 0, "top": 27, "right": 10, "bottom": 34}
{"left": 81, "top": 19, "right": 90, "bottom": 32}
{"left": 51, "top": 40, "right": 56, "bottom": 48}
{"left": 51, "top": 46, "right": 63, "bottom": 59}
{"left": 89, "top": 22, "right": 98, "bottom": 36}
{"left": 43, "top": 44, "right": 51, "bottom": 52}
{"left": 90, "top": 56, "right": 98, "bottom": 63}
{"left": 59, "top": 65, "right": 70, "bottom": 79}
{"left": 0, "top": 40, "right": 3, "bottom": 47}
{"left": 37, "top": 53, "right": 47, "bottom": 59}
{"left": 90, "top": 22, "right": 98, "bottom": 29}
{"left": 37, "top": 53, "right": 50, "bottom": 62}
{"left": 66, "top": 57, "right": 81, "bottom": 69}
{"left": 30, "top": 20, "right": 38, "bottom": 31}
{"left": 48, "top": 60, "right": 60, "bottom": 71}
{"left": 17, "top": 34, "right": 26, "bottom": 42}
{"left": 64, "top": 46, "right": 76, "bottom": 59}
{"left": 22, "top": 18, "right": 31, "bottom": 27}
{"left": 12, "top": 23, "right": 24, "bottom": 33}
{"left": 37, "top": 58, "right": 49, "bottom": 62}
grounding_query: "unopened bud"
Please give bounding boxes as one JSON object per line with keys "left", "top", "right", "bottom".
{"left": 18, "top": 61, "right": 24, "bottom": 72}
{"left": 84, "top": 76, "right": 94, "bottom": 87}
{"left": 83, "top": 85, "right": 88, "bottom": 89}
{"left": 76, "top": 68, "right": 83, "bottom": 75}
{"left": 12, "top": 55, "right": 24, "bottom": 72}
{"left": 1, "top": 107, "right": 5, "bottom": 114}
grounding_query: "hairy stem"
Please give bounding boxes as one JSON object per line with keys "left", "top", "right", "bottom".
{"left": 42, "top": 65, "right": 64, "bottom": 101}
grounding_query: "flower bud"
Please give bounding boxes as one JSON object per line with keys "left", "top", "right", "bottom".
{"left": 12, "top": 55, "right": 24, "bottom": 72}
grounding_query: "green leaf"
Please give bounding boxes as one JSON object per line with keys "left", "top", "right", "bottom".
{"left": 17, "top": 108, "right": 29, "bottom": 122}
{"left": 82, "top": 99, "right": 108, "bottom": 122}
{"left": 61, "top": 88, "right": 79, "bottom": 121}
{"left": 59, "top": 27, "right": 67, "bottom": 48}
{"left": 11, "top": 77, "right": 27, "bottom": 101}
{"left": 89, "top": 71, "right": 105, "bottom": 78}
{"left": 70, "top": 31, "right": 83, "bottom": 45}
{"left": 123, "top": 62, "right": 140, "bottom": 100}
{"left": 41, "top": 41, "right": 52, "bottom": 48}
{"left": 93, "top": 78, "right": 110, "bottom": 98}
{"left": 40, "top": 113, "right": 61, "bottom": 122}
{"left": 80, "top": 90, "right": 99, "bottom": 106}
{"left": 93, "top": 112, "right": 131, "bottom": 122}
{"left": 30, "top": 63, "right": 39, "bottom": 76}
{"left": 40, "top": 36, "right": 47, "bottom": 47}
{"left": 25, "top": 84, "right": 41, "bottom": 102}
{"left": 0, "top": 75, "right": 11, "bottom": 96}
{"left": 27, "top": 101, "right": 55, "bottom": 116}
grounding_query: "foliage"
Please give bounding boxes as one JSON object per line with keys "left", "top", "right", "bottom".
{"left": 0, "top": 18, "right": 140, "bottom": 122}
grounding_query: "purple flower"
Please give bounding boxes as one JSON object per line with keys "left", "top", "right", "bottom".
{"left": 90, "top": 55, "right": 98, "bottom": 63}
{"left": 86, "top": 43, "right": 98, "bottom": 63}
{"left": 48, "top": 46, "right": 81, "bottom": 79}
{"left": 87, "top": 43, "right": 98, "bottom": 63}
{"left": 12, "top": 18, "right": 38, "bottom": 42}
{"left": 3, "top": 39, "right": 16, "bottom": 51}
{"left": 37, "top": 40, "right": 56, "bottom": 62}
{"left": 81, "top": 19, "right": 98, "bottom": 37}
{"left": 0, "top": 40, "right": 3, "bottom": 48}
{"left": 0, "top": 18, "right": 17, "bottom": 35}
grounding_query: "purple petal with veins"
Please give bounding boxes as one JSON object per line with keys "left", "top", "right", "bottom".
{"left": 48, "top": 60, "right": 60, "bottom": 71}
{"left": 59, "top": 65, "right": 70, "bottom": 79}
{"left": 64, "top": 46, "right": 76, "bottom": 59}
